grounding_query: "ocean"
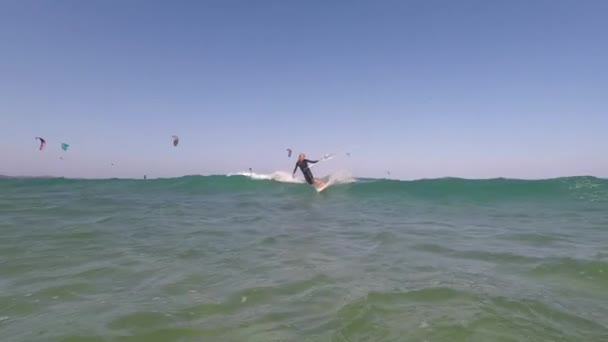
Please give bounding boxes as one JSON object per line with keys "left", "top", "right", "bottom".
{"left": 1, "top": 174, "right": 607, "bottom": 341}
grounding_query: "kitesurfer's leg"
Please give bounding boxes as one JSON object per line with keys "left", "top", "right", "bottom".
{"left": 303, "top": 169, "right": 314, "bottom": 184}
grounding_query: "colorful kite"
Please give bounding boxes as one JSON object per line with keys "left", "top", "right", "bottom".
{"left": 61, "top": 143, "right": 69, "bottom": 151}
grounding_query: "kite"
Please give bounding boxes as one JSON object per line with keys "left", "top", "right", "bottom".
{"left": 172, "top": 135, "right": 179, "bottom": 147}
{"left": 61, "top": 143, "right": 69, "bottom": 151}
{"left": 35, "top": 137, "right": 46, "bottom": 151}
{"left": 286, "top": 148, "right": 292, "bottom": 157}
{"left": 346, "top": 152, "right": 351, "bottom": 157}
{"left": 386, "top": 170, "right": 391, "bottom": 176}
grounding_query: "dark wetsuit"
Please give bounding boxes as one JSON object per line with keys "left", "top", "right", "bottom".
{"left": 293, "top": 159, "right": 318, "bottom": 184}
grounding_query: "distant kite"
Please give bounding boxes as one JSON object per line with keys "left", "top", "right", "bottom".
{"left": 286, "top": 148, "right": 292, "bottom": 157}
{"left": 35, "top": 137, "right": 46, "bottom": 151}
{"left": 172, "top": 135, "right": 179, "bottom": 147}
{"left": 346, "top": 152, "right": 351, "bottom": 157}
{"left": 61, "top": 143, "right": 69, "bottom": 151}
{"left": 386, "top": 170, "right": 391, "bottom": 176}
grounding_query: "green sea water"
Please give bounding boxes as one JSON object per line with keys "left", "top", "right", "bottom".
{"left": 1, "top": 176, "right": 607, "bottom": 341}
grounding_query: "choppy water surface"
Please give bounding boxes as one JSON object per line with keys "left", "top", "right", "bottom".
{"left": 1, "top": 176, "right": 607, "bottom": 341}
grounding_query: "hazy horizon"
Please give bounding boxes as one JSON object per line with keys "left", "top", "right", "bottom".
{"left": 1, "top": 172, "right": 606, "bottom": 182}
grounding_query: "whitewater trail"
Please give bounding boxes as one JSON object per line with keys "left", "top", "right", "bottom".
{"left": 322, "top": 170, "right": 356, "bottom": 185}
{"left": 228, "top": 171, "right": 303, "bottom": 183}
{"left": 229, "top": 170, "right": 356, "bottom": 185}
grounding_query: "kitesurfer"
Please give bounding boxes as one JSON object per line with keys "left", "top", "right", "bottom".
{"left": 292, "top": 153, "right": 325, "bottom": 188}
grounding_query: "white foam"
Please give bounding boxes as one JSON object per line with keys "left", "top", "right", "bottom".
{"left": 229, "top": 171, "right": 304, "bottom": 184}
{"left": 324, "top": 170, "right": 356, "bottom": 185}
{"left": 230, "top": 169, "right": 356, "bottom": 186}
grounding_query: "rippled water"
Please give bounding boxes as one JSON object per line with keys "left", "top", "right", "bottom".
{"left": 0, "top": 177, "right": 607, "bottom": 341}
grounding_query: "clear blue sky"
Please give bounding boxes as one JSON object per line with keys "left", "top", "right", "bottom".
{"left": 2, "top": 0, "right": 607, "bottom": 179}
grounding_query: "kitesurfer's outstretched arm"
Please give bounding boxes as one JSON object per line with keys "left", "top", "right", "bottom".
{"left": 292, "top": 162, "right": 299, "bottom": 176}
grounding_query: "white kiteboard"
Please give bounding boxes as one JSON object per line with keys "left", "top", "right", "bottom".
{"left": 309, "top": 153, "right": 335, "bottom": 192}
{"left": 315, "top": 179, "right": 333, "bottom": 193}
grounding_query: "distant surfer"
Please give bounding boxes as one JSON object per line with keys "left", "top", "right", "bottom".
{"left": 293, "top": 153, "right": 325, "bottom": 188}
